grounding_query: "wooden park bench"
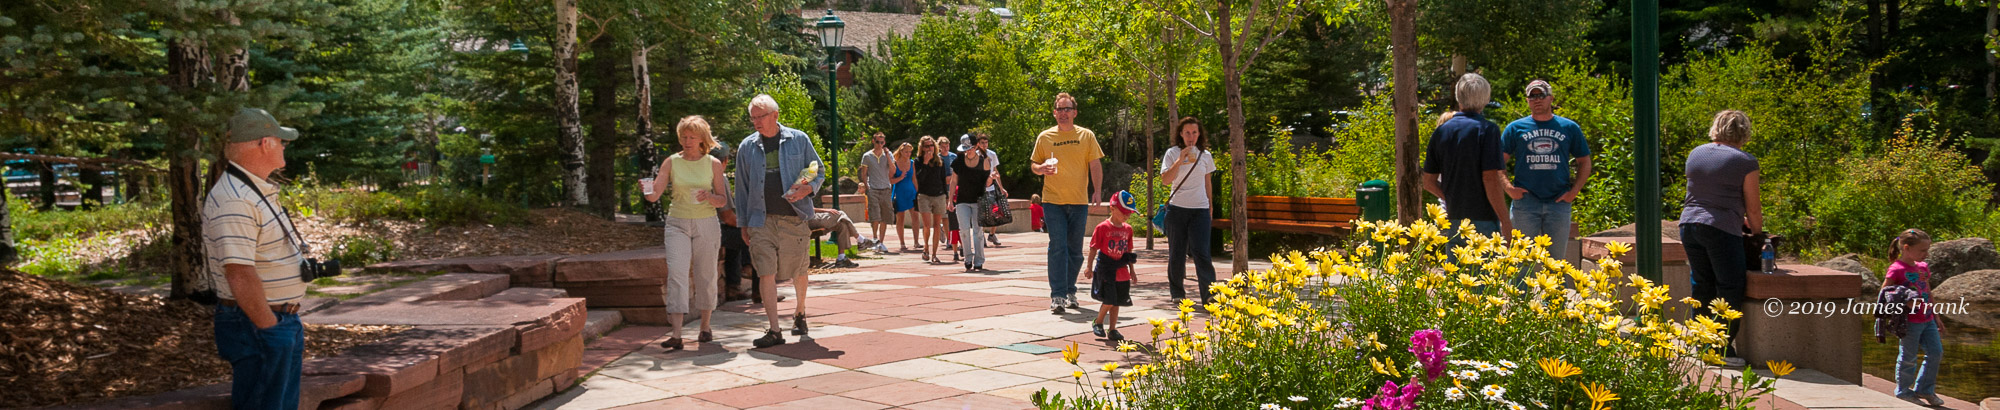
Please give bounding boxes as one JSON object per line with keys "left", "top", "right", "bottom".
{"left": 1213, "top": 195, "right": 1362, "bottom": 235}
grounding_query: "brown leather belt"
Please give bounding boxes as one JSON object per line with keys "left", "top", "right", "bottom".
{"left": 221, "top": 299, "right": 301, "bottom": 315}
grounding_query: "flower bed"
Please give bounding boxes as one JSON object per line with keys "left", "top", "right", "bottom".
{"left": 1035, "top": 206, "right": 1789, "bottom": 409}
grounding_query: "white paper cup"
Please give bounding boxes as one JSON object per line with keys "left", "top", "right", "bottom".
{"left": 641, "top": 178, "right": 655, "bottom": 196}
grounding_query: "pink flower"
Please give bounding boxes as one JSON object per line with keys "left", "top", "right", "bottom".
{"left": 1409, "top": 329, "right": 1450, "bottom": 382}
{"left": 1365, "top": 378, "right": 1427, "bottom": 410}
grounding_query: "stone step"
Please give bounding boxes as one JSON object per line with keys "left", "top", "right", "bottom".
{"left": 552, "top": 248, "right": 666, "bottom": 283}
{"left": 304, "top": 326, "right": 517, "bottom": 397}
{"left": 484, "top": 287, "right": 570, "bottom": 302}
{"left": 582, "top": 310, "right": 623, "bottom": 343}
{"left": 365, "top": 255, "right": 562, "bottom": 287}
{"left": 306, "top": 298, "right": 588, "bottom": 354}
{"left": 339, "top": 273, "right": 510, "bottom": 307}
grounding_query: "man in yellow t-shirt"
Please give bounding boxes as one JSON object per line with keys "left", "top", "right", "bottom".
{"left": 1029, "top": 92, "right": 1104, "bottom": 313}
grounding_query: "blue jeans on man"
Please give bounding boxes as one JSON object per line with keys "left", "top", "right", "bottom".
{"left": 1044, "top": 204, "right": 1090, "bottom": 299}
{"left": 214, "top": 305, "right": 304, "bottom": 410}
{"left": 1510, "top": 195, "right": 1572, "bottom": 262}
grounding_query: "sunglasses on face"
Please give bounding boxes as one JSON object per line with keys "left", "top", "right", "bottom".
{"left": 1055, "top": 106, "right": 1078, "bottom": 112}
{"left": 1528, "top": 94, "right": 1551, "bottom": 100}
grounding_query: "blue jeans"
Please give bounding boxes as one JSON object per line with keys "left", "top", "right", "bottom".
{"left": 1682, "top": 223, "right": 1746, "bottom": 356}
{"left": 1044, "top": 204, "right": 1090, "bottom": 299}
{"left": 1509, "top": 195, "right": 1573, "bottom": 261}
{"left": 1896, "top": 320, "right": 1943, "bottom": 396}
{"left": 955, "top": 203, "right": 986, "bottom": 266}
{"left": 1164, "top": 205, "right": 1216, "bottom": 301}
{"left": 214, "top": 305, "right": 304, "bottom": 410}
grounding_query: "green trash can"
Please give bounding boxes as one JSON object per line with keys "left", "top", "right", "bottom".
{"left": 1356, "top": 179, "right": 1392, "bottom": 222}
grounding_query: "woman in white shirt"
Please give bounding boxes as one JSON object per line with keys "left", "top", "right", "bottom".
{"left": 1158, "top": 116, "right": 1217, "bottom": 305}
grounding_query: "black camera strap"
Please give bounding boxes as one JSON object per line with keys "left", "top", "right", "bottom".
{"left": 221, "top": 164, "right": 310, "bottom": 255}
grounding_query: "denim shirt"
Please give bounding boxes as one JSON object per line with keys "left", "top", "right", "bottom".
{"left": 732, "top": 126, "right": 824, "bottom": 227}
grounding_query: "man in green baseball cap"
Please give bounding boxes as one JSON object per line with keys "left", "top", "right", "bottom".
{"left": 207, "top": 107, "right": 309, "bottom": 409}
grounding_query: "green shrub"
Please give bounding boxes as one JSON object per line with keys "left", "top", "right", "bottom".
{"left": 330, "top": 234, "right": 398, "bottom": 266}
{"left": 1801, "top": 119, "right": 1994, "bottom": 255}
{"left": 1035, "top": 211, "right": 1775, "bottom": 409}
{"left": 287, "top": 185, "right": 529, "bottom": 226}
{"left": 8, "top": 198, "right": 167, "bottom": 242}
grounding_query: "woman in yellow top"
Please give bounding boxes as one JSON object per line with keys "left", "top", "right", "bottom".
{"left": 643, "top": 116, "right": 732, "bottom": 351}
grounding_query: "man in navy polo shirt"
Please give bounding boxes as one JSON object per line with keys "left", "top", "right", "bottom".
{"left": 1422, "top": 73, "right": 1513, "bottom": 242}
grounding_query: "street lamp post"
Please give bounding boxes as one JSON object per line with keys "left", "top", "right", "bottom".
{"left": 814, "top": 10, "right": 846, "bottom": 214}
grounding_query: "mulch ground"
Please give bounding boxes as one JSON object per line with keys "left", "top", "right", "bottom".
{"left": 0, "top": 269, "right": 405, "bottom": 407}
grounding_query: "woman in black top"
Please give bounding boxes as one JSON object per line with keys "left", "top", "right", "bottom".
{"left": 952, "top": 136, "right": 997, "bottom": 271}
{"left": 914, "top": 137, "right": 951, "bottom": 262}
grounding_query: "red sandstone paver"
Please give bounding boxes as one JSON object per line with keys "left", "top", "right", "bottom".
{"left": 750, "top": 394, "right": 892, "bottom": 410}
{"left": 842, "top": 317, "right": 936, "bottom": 331}
{"left": 579, "top": 350, "right": 626, "bottom": 374}
{"left": 872, "top": 295, "right": 953, "bottom": 306}
{"left": 901, "top": 393, "right": 1037, "bottom": 410}
{"left": 810, "top": 312, "right": 889, "bottom": 325}
{"left": 632, "top": 339, "right": 734, "bottom": 361}
{"left": 837, "top": 381, "right": 970, "bottom": 406}
{"left": 609, "top": 396, "right": 738, "bottom": 410}
{"left": 865, "top": 276, "right": 1001, "bottom": 287}
{"left": 692, "top": 383, "right": 824, "bottom": 409}
{"left": 778, "top": 371, "right": 904, "bottom": 394}
{"left": 804, "top": 299, "right": 900, "bottom": 314}
{"left": 758, "top": 332, "right": 981, "bottom": 369}
{"left": 898, "top": 304, "right": 1040, "bottom": 323}
{"left": 866, "top": 305, "right": 945, "bottom": 317}
{"left": 909, "top": 299, "right": 1005, "bottom": 311}
{"left": 589, "top": 326, "right": 670, "bottom": 351}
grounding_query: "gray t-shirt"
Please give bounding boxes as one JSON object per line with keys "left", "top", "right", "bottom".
{"left": 860, "top": 149, "right": 894, "bottom": 189}
{"left": 1679, "top": 143, "right": 1759, "bottom": 235}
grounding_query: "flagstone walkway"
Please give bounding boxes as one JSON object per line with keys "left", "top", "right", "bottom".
{"left": 527, "top": 227, "right": 1272, "bottom": 410}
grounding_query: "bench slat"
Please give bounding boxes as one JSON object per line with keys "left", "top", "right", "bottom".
{"left": 1213, "top": 218, "right": 1354, "bottom": 233}
{"left": 1245, "top": 210, "right": 1360, "bottom": 222}
{"left": 1246, "top": 196, "right": 1358, "bottom": 206}
{"left": 1246, "top": 202, "right": 1362, "bottom": 214}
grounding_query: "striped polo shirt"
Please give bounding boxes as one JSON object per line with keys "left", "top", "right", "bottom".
{"left": 203, "top": 162, "right": 306, "bottom": 304}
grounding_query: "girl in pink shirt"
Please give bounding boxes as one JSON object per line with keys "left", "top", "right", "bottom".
{"left": 1884, "top": 228, "right": 1944, "bottom": 406}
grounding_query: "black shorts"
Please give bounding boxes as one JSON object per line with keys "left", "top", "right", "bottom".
{"left": 1090, "top": 253, "right": 1136, "bottom": 307}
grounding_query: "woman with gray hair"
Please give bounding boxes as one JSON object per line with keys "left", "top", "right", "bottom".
{"left": 1678, "top": 109, "right": 1762, "bottom": 367}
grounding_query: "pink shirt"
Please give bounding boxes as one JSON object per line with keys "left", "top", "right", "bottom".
{"left": 1884, "top": 260, "right": 1935, "bottom": 323}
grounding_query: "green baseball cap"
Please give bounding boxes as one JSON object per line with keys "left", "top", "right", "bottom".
{"left": 227, "top": 108, "right": 299, "bottom": 143}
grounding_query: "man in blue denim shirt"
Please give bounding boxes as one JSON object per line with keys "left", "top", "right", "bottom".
{"left": 732, "top": 94, "right": 824, "bottom": 348}
{"left": 1501, "top": 80, "right": 1592, "bottom": 263}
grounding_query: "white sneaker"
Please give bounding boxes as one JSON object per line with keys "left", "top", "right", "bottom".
{"left": 1066, "top": 294, "right": 1081, "bottom": 308}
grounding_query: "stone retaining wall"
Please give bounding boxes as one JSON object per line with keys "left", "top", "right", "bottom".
{"left": 66, "top": 273, "right": 587, "bottom": 410}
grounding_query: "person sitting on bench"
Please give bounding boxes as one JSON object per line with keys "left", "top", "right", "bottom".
{"left": 809, "top": 208, "right": 862, "bottom": 268}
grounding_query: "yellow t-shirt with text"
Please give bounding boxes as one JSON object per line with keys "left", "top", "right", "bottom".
{"left": 1029, "top": 126, "right": 1105, "bottom": 205}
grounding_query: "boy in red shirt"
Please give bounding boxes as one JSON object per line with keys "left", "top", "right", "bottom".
{"left": 1087, "top": 190, "right": 1139, "bottom": 341}
{"left": 1030, "top": 194, "right": 1045, "bottom": 232}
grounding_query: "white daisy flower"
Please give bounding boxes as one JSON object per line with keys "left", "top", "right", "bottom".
{"left": 1444, "top": 387, "right": 1466, "bottom": 401}
{"left": 1494, "top": 367, "right": 1514, "bottom": 377}
{"left": 1334, "top": 398, "right": 1363, "bottom": 408}
{"left": 1454, "top": 369, "right": 1481, "bottom": 381}
{"left": 1499, "top": 360, "right": 1519, "bottom": 369}
{"left": 1260, "top": 404, "right": 1283, "bottom": 410}
{"left": 1505, "top": 401, "right": 1527, "bottom": 410}
{"left": 1481, "top": 385, "right": 1507, "bottom": 401}
{"left": 1288, "top": 396, "right": 1308, "bottom": 402}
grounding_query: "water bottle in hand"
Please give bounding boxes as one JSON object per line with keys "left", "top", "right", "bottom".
{"left": 1760, "top": 237, "right": 1777, "bottom": 274}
